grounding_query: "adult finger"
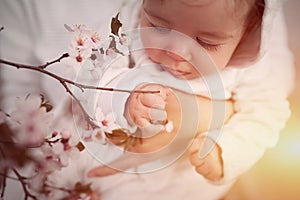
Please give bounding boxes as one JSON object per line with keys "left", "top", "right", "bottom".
{"left": 148, "top": 108, "right": 167, "bottom": 121}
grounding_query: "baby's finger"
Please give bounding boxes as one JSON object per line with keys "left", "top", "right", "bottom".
{"left": 188, "top": 136, "right": 202, "bottom": 155}
{"left": 140, "top": 94, "right": 166, "bottom": 109}
{"left": 140, "top": 124, "right": 165, "bottom": 138}
{"left": 135, "top": 117, "right": 151, "bottom": 128}
{"left": 195, "top": 162, "right": 211, "bottom": 177}
{"left": 149, "top": 108, "right": 167, "bottom": 121}
{"left": 189, "top": 151, "right": 205, "bottom": 167}
{"left": 128, "top": 103, "right": 153, "bottom": 123}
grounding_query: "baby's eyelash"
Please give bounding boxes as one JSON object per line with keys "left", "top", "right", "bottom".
{"left": 148, "top": 22, "right": 170, "bottom": 34}
{"left": 196, "top": 37, "right": 221, "bottom": 52}
{"left": 147, "top": 22, "right": 221, "bottom": 51}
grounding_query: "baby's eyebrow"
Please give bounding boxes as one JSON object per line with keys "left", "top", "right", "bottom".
{"left": 180, "top": 0, "right": 216, "bottom": 7}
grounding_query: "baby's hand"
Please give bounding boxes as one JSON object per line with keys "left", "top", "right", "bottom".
{"left": 125, "top": 83, "right": 171, "bottom": 132}
{"left": 189, "top": 136, "right": 223, "bottom": 181}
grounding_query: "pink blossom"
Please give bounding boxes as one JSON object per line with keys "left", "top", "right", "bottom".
{"left": 94, "top": 107, "right": 118, "bottom": 134}
{"left": 105, "top": 48, "right": 117, "bottom": 59}
{"left": 50, "top": 130, "right": 81, "bottom": 167}
{"left": 44, "top": 151, "right": 101, "bottom": 200}
{"left": 37, "top": 145, "right": 63, "bottom": 173}
{"left": 10, "top": 95, "right": 53, "bottom": 147}
{"left": 61, "top": 129, "right": 72, "bottom": 139}
{"left": 65, "top": 24, "right": 102, "bottom": 69}
{"left": 27, "top": 173, "right": 46, "bottom": 193}
{"left": 119, "top": 34, "right": 130, "bottom": 46}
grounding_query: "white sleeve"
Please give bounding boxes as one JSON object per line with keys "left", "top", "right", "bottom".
{"left": 213, "top": 8, "right": 295, "bottom": 183}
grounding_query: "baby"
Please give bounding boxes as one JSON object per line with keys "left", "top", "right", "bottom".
{"left": 89, "top": 0, "right": 294, "bottom": 199}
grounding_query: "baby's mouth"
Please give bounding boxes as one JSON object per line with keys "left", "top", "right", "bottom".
{"left": 161, "top": 65, "right": 191, "bottom": 78}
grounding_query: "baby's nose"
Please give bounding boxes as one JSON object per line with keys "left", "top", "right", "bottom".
{"left": 166, "top": 44, "right": 192, "bottom": 62}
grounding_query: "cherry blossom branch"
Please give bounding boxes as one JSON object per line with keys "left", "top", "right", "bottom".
{"left": 0, "top": 148, "right": 7, "bottom": 198}
{"left": 37, "top": 53, "right": 69, "bottom": 69}
{"left": 60, "top": 80, "right": 99, "bottom": 129}
{"left": 0, "top": 172, "right": 20, "bottom": 181}
{"left": 12, "top": 169, "right": 37, "bottom": 200}
{"left": 0, "top": 109, "right": 10, "bottom": 118}
{"left": 0, "top": 124, "right": 38, "bottom": 200}
{"left": 0, "top": 56, "right": 159, "bottom": 129}
{"left": 1, "top": 171, "right": 6, "bottom": 198}
{"left": 45, "top": 184, "right": 72, "bottom": 194}
{"left": 0, "top": 58, "right": 158, "bottom": 94}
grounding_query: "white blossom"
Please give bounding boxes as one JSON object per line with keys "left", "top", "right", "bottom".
{"left": 36, "top": 145, "right": 63, "bottom": 174}
{"left": 119, "top": 34, "right": 130, "bottom": 46}
{"left": 94, "top": 107, "right": 118, "bottom": 134}
{"left": 10, "top": 95, "right": 53, "bottom": 147}
{"left": 65, "top": 24, "right": 102, "bottom": 69}
{"left": 79, "top": 107, "right": 118, "bottom": 144}
{"left": 27, "top": 173, "right": 46, "bottom": 193}
{"left": 50, "top": 130, "right": 81, "bottom": 167}
{"left": 44, "top": 150, "right": 101, "bottom": 200}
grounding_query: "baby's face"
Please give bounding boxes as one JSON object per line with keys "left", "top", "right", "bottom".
{"left": 140, "top": 0, "right": 250, "bottom": 79}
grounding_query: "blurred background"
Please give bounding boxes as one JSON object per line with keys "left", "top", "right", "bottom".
{"left": 225, "top": 0, "right": 300, "bottom": 199}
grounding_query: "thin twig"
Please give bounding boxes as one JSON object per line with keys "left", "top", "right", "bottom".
{"left": 0, "top": 57, "right": 159, "bottom": 129}
{"left": 38, "top": 53, "right": 69, "bottom": 69}
{"left": 45, "top": 184, "right": 72, "bottom": 194}
{"left": 12, "top": 169, "right": 37, "bottom": 200}
{"left": 0, "top": 169, "right": 7, "bottom": 198}
{"left": 60, "top": 81, "right": 99, "bottom": 129}
{"left": 0, "top": 172, "right": 20, "bottom": 182}
{"left": 0, "top": 58, "right": 159, "bottom": 94}
{"left": 0, "top": 109, "right": 10, "bottom": 118}
{"left": 0, "top": 146, "right": 7, "bottom": 198}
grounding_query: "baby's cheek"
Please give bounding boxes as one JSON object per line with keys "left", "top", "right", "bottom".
{"left": 206, "top": 52, "right": 227, "bottom": 70}
{"left": 145, "top": 48, "right": 165, "bottom": 64}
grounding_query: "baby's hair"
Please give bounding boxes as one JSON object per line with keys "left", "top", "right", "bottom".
{"left": 245, "top": 0, "right": 265, "bottom": 33}
{"left": 146, "top": 0, "right": 265, "bottom": 32}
